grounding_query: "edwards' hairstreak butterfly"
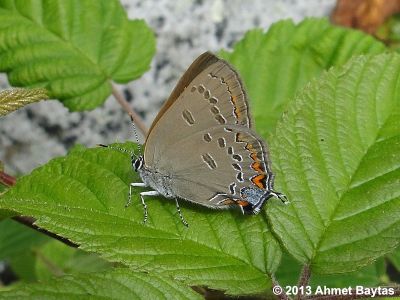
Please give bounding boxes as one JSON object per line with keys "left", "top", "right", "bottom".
{"left": 101, "top": 52, "right": 288, "bottom": 226}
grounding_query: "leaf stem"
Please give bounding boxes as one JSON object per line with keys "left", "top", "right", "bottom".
{"left": 297, "top": 264, "right": 311, "bottom": 300}
{"left": 111, "top": 84, "right": 148, "bottom": 136}
{"left": 0, "top": 170, "right": 16, "bottom": 186}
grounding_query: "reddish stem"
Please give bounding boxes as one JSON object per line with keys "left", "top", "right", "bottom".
{"left": 0, "top": 170, "right": 16, "bottom": 186}
{"left": 111, "top": 84, "right": 148, "bottom": 136}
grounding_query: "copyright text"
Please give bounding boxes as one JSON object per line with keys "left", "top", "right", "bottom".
{"left": 272, "top": 285, "right": 395, "bottom": 297}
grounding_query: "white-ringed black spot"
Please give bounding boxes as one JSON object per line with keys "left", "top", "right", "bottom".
{"left": 201, "top": 153, "right": 217, "bottom": 169}
{"left": 215, "top": 114, "right": 226, "bottom": 124}
{"left": 211, "top": 106, "right": 220, "bottom": 114}
{"left": 229, "top": 182, "right": 236, "bottom": 194}
{"left": 203, "top": 133, "right": 212, "bottom": 142}
{"left": 198, "top": 85, "right": 205, "bottom": 93}
{"left": 233, "top": 154, "right": 242, "bottom": 161}
{"left": 209, "top": 97, "right": 218, "bottom": 104}
{"left": 182, "top": 109, "right": 195, "bottom": 125}
{"left": 217, "top": 137, "right": 226, "bottom": 148}
{"left": 232, "top": 163, "right": 241, "bottom": 171}
{"left": 236, "top": 172, "right": 244, "bottom": 182}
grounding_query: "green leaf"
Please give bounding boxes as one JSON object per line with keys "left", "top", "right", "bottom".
{"left": 0, "top": 219, "right": 49, "bottom": 259}
{"left": 375, "top": 257, "right": 391, "bottom": 284}
{"left": 0, "top": 209, "right": 14, "bottom": 219}
{"left": 311, "top": 258, "right": 386, "bottom": 288}
{"left": 388, "top": 247, "right": 400, "bottom": 272}
{"left": 0, "top": 143, "right": 281, "bottom": 295}
{"left": 0, "top": 219, "right": 111, "bottom": 282}
{"left": 0, "top": 0, "right": 155, "bottom": 111}
{"left": 276, "top": 252, "right": 384, "bottom": 288}
{"left": 8, "top": 251, "right": 38, "bottom": 282}
{"left": 34, "top": 240, "right": 112, "bottom": 281}
{"left": 0, "top": 268, "right": 202, "bottom": 300}
{"left": 0, "top": 88, "right": 48, "bottom": 116}
{"left": 268, "top": 53, "right": 400, "bottom": 274}
{"left": 0, "top": 219, "right": 50, "bottom": 281}
{"left": 220, "top": 18, "right": 386, "bottom": 136}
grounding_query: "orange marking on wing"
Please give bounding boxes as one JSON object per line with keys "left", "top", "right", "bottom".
{"left": 247, "top": 144, "right": 265, "bottom": 173}
{"left": 252, "top": 161, "right": 263, "bottom": 173}
{"left": 252, "top": 174, "right": 266, "bottom": 189}
{"left": 237, "top": 200, "right": 250, "bottom": 207}
{"left": 250, "top": 152, "right": 258, "bottom": 161}
{"left": 231, "top": 95, "right": 241, "bottom": 119}
{"left": 220, "top": 199, "right": 235, "bottom": 205}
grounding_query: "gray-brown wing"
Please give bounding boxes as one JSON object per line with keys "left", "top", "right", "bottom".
{"left": 144, "top": 52, "right": 252, "bottom": 167}
{"left": 155, "top": 125, "right": 274, "bottom": 208}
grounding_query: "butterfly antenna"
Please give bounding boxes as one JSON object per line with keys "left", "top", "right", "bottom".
{"left": 97, "top": 144, "right": 137, "bottom": 159}
{"left": 130, "top": 114, "right": 142, "bottom": 155}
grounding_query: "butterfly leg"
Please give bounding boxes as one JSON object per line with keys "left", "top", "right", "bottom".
{"left": 139, "top": 190, "right": 160, "bottom": 224}
{"left": 175, "top": 198, "right": 189, "bottom": 227}
{"left": 127, "top": 182, "right": 147, "bottom": 208}
{"left": 238, "top": 204, "right": 245, "bottom": 215}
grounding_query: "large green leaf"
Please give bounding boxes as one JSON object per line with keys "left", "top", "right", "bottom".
{"left": 0, "top": 219, "right": 50, "bottom": 281}
{"left": 0, "top": 219, "right": 49, "bottom": 259}
{"left": 0, "top": 268, "right": 202, "bottom": 300}
{"left": 388, "top": 247, "right": 400, "bottom": 272}
{"left": 220, "top": 18, "right": 386, "bottom": 136}
{"left": 0, "top": 0, "right": 155, "bottom": 110}
{"left": 0, "top": 220, "right": 113, "bottom": 283}
{"left": 33, "top": 240, "right": 112, "bottom": 281}
{"left": 276, "top": 252, "right": 385, "bottom": 288}
{"left": 268, "top": 53, "right": 400, "bottom": 274}
{"left": 0, "top": 143, "right": 281, "bottom": 295}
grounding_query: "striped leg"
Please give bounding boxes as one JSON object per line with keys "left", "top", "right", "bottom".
{"left": 127, "top": 182, "right": 146, "bottom": 208}
{"left": 128, "top": 183, "right": 159, "bottom": 224}
{"left": 175, "top": 198, "right": 189, "bottom": 227}
{"left": 139, "top": 190, "right": 160, "bottom": 224}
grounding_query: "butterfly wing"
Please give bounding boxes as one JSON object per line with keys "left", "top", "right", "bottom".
{"left": 157, "top": 125, "right": 274, "bottom": 208}
{"left": 144, "top": 52, "right": 252, "bottom": 167}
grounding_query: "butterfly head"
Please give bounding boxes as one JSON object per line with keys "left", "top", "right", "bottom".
{"left": 133, "top": 155, "right": 144, "bottom": 172}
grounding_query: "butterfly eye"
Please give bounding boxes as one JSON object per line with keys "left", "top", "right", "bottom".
{"left": 133, "top": 157, "right": 143, "bottom": 171}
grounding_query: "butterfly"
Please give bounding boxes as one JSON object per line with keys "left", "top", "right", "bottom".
{"left": 100, "top": 52, "right": 287, "bottom": 226}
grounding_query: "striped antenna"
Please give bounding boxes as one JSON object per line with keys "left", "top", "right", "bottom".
{"left": 97, "top": 144, "right": 137, "bottom": 159}
{"left": 129, "top": 114, "right": 142, "bottom": 155}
